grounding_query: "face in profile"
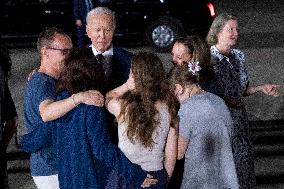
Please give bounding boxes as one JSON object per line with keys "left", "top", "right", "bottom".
{"left": 46, "top": 34, "right": 73, "bottom": 72}
{"left": 171, "top": 42, "right": 193, "bottom": 66}
{"left": 173, "top": 83, "right": 193, "bottom": 103}
{"left": 86, "top": 13, "right": 115, "bottom": 53}
{"left": 217, "top": 19, "right": 239, "bottom": 47}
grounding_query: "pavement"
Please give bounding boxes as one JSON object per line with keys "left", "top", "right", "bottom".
{"left": 6, "top": 120, "right": 284, "bottom": 189}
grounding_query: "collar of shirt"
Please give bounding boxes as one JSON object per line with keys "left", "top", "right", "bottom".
{"left": 90, "top": 45, "right": 114, "bottom": 57}
{"left": 211, "top": 45, "right": 233, "bottom": 67}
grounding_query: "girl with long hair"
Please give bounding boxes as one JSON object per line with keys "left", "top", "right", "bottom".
{"left": 169, "top": 60, "right": 239, "bottom": 189}
{"left": 106, "top": 51, "right": 178, "bottom": 188}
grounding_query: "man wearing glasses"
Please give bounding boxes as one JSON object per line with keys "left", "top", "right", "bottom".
{"left": 22, "top": 27, "right": 104, "bottom": 189}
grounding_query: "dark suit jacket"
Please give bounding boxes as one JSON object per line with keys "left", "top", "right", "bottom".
{"left": 87, "top": 46, "right": 132, "bottom": 144}
{"left": 108, "top": 47, "right": 133, "bottom": 91}
{"left": 88, "top": 47, "right": 133, "bottom": 93}
{"left": 73, "top": 0, "right": 100, "bottom": 23}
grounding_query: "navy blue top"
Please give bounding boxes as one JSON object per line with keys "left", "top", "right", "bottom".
{"left": 88, "top": 47, "right": 133, "bottom": 93}
{"left": 23, "top": 72, "right": 57, "bottom": 176}
{"left": 22, "top": 90, "right": 147, "bottom": 189}
{"left": 110, "top": 47, "right": 132, "bottom": 90}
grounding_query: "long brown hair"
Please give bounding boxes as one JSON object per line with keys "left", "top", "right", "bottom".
{"left": 169, "top": 60, "right": 214, "bottom": 91}
{"left": 119, "top": 51, "right": 178, "bottom": 149}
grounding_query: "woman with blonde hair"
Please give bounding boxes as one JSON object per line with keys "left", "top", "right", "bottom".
{"left": 206, "top": 13, "right": 280, "bottom": 188}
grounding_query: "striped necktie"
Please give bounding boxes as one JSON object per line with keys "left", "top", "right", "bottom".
{"left": 96, "top": 54, "right": 112, "bottom": 78}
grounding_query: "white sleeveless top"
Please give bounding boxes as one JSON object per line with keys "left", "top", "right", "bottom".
{"left": 118, "top": 103, "right": 170, "bottom": 171}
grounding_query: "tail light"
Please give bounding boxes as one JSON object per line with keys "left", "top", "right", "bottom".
{"left": 207, "top": 3, "right": 216, "bottom": 17}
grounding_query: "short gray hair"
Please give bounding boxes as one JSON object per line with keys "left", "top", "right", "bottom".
{"left": 206, "top": 13, "right": 237, "bottom": 46}
{"left": 86, "top": 7, "right": 116, "bottom": 29}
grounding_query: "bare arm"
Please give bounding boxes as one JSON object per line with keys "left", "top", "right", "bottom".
{"left": 106, "top": 72, "right": 134, "bottom": 105}
{"left": 106, "top": 98, "right": 121, "bottom": 118}
{"left": 105, "top": 83, "right": 128, "bottom": 106}
{"left": 164, "top": 124, "right": 178, "bottom": 178}
{"left": 105, "top": 82, "right": 130, "bottom": 118}
{"left": 245, "top": 84, "right": 281, "bottom": 97}
{"left": 177, "top": 135, "right": 189, "bottom": 160}
{"left": 39, "top": 90, "right": 104, "bottom": 122}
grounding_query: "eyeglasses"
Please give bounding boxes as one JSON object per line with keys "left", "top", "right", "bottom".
{"left": 46, "top": 47, "right": 72, "bottom": 55}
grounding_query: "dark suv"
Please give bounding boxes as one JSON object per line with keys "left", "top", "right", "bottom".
{"left": 0, "top": 0, "right": 216, "bottom": 52}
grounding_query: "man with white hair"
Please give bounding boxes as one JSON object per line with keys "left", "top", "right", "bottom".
{"left": 86, "top": 7, "right": 133, "bottom": 143}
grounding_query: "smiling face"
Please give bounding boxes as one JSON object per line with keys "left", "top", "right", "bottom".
{"left": 216, "top": 19, "right": 239, "bottom": 48}
{"left": 171, "top": 42, "right": 193, "bottom": 66}
{"left": 86, "top": 13, "right": 115, "bottom": 53}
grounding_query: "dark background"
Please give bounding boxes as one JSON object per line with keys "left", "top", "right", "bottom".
{"left": 6, "top": 0, "right": 284, "bottom": 188}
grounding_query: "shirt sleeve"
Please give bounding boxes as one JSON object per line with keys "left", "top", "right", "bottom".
{"left": 33, "top": 76, "right": 57, "bottom": 107}
{"left": 21, "top": 122, "right": 55, "bottom": 153}
{"left": 237, "top": 50, "right": 250, "bottom": 92}
{"left": 178, "top": 105, "right": 193, "bottom": 140}
{"left": 21, "top": 76, "right": 58, "bottom": 153}
{"left": 86, "top": 107, "right": 147, "bottom": 188}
